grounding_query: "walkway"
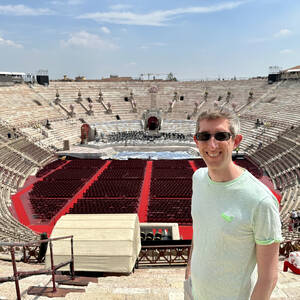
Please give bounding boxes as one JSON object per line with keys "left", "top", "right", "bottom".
{"left": 0, "top": 259, "right": 299, "bottom": 299}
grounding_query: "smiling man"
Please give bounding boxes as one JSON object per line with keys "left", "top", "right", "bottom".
{"left": 185, "top": 108, "right": 282, "bottom": 300}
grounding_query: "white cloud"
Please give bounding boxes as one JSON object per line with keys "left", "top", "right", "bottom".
{"left": 110, "top": 4, "right": 132, "bottom": 11}
{"left": 274, "top": 29, "right": 292, "bottom": 38}
{"left": 61, "top": 31, "right": 118, "bottom": 49}
{"left": 0, "top": 36, "right": 23, "bottom": 48}
{"left": 140, "top": 42, "right": 167, "bottom": 49}
{"left": 67, "top": 0, "right": 83, "bottom": 4}
{"left": 51, "top": 0, "right": 83, "bottom": 5}
{"left": 248, "top": 28, "right": 292, "bottom": 44}
{"left": 280, "top": 49, "right": 293, "bottom": 54}
{"left": 0, "top": 5, "right": 53, "bottom": 16}
{"left": 101, "top": 26, "right": 111, "bottom": 34}
{"left": 78, "top": 2, "right": 245, "bottom": 26}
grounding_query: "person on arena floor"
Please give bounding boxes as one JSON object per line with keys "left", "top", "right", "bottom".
{"left": 185, "top": 108, "right": 283, "bottom": 300}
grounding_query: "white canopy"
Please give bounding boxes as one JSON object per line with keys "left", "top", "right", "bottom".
{"left": 46, "top": 214, "right": 141, "bottom": 273}
{"left": 287, "top": 69, "right": 300, "bottom": 73}
{"left": 0, "top": 72, "right": 25, "bottom": 76}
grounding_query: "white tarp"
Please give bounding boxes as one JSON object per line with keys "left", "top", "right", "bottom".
{"left": 45, "top": 214, "right": 141, "bottom": 273}
{"left": 287, "top": 69, "right": 300, "bottom": 73}
{"left": 0, "top": 72, "right": 25, "bottom": 75}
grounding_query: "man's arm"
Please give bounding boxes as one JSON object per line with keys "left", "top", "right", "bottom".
{"left": 185, "top": 239, "right": 193, "bottom": 280}
{"left": 250, "top": 243, "right": 279, "bottom": 300}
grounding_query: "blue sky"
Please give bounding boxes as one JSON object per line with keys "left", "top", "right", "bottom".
{"left": 0, "top": 0, "right": 299, "bottom": 80}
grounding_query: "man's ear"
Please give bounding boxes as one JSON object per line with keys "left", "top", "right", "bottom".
{"left": 193, "top": 135, "right": 199, "bottom": 145}
{"left": 233, "top": 134, "right": 242, "bottom": 149}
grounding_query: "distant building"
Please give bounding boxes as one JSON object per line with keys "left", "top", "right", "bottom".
{"left": 75, "top": 76, "right": 86, "bottom": 81}
{"left": 0, "top": 72, "right": 25, "bottom": 84}
{"left": 268, "top": 65, "right": 300, "bottom": 83}
{"left": 101, "top": 75, "right": 133, "bottom": 82}
{"left": 281, "top": 65, "right": 300, "bottom": 80}
{"left": 62, "top": 75, "right": 73, "bottom": 81}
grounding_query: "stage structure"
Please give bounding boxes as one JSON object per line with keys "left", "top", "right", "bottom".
{"left": 46, "top": 214, "right": 141, "bottom": 273}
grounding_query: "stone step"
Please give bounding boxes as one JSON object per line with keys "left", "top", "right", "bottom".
{"left": 65, "top": 292, "right": 178, "bottom": 300}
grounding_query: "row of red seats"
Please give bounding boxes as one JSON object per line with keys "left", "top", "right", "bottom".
{"left": 108, "top": 159, "right": 146, "bottom": 169}
{"left": 84, "top": 179, "right": 143, "bottom": 198}
{"left": 30, "top": 198, "right": 69, "bottom": 221}
{"left": 63, "top": 159, "right": 106, "bottom": 169}
{"left": 150, "top": 179, "right": 192, "bottom": 198}
{"left": 69, "top": 198, "right": 139, "bottom": 214}
{"left": 147, "top": 161, "right": 194, "bottom": 224}
{"left": 147, "top": 198, "right": 192, "bottom": 224}
{"left": 100, "top": 168, "right": 145, "bottom": 179}
{"left": 29, "top": 180, "right": 84, "bottom": 198}
{"left": 152, "top": 159, "right": 191, "bottom": 169}
{"left": 152, "top": 168, "right": 193, "bottom": 178}
{"left": 45, "top": 168, "right": 97, "bottom": 181}
{"left": 36, "top": 160, "right": 65, "bottom": 177}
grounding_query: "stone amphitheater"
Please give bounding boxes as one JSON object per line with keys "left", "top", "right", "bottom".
{"left": 0, "top": 78, "right": 300, "bottom": 299}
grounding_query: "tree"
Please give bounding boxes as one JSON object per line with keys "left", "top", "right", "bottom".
{"left": 167, "top": 72, "right": 177, "bottom": 81}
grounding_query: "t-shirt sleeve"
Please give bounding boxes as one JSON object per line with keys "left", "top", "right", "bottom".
{"left": 253, "top": 196, "right": 283, "bottom": 245}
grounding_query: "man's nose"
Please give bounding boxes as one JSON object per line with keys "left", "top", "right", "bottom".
{"left": 207, "top": 136, "right": 217, "bottom": 148}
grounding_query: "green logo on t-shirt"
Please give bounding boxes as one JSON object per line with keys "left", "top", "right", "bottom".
{"left": 221, "top": 213, "right": 234, "bottom": 222}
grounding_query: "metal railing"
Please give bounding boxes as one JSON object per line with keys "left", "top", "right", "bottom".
{"left": 0, "top": 235, "right": 74, "bottom": 300}
{"left": 137, "top": 244, "right": 191, "bottom": 267}
{"left": 137, "top": 239, "right": 295, "bottom": 267}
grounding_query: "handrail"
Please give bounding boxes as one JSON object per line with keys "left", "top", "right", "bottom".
{"left": 137, "top": 243, "right": 191, "bottom": 267}
{"left": 0, "top": 235, "right": 72, "bottom": 247}
{"left": 0, "top": 235, "right": 74, "bottom": 300}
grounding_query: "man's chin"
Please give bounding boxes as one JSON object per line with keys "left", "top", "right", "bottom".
{"left": 203, "top": 156, "right": 222, "bottom": 166}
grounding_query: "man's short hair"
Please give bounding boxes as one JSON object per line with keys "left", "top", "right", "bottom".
{"left": 195, "top": 107, "right": 240, "bottom": 136}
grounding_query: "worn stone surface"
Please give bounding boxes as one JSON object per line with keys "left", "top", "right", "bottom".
{"left": 0, "top": 259, "right": 300, "bottom": 299}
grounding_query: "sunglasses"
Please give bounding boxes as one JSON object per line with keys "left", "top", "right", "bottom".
{"left": 195, "top": 131, "right": 232, "bottom": 141}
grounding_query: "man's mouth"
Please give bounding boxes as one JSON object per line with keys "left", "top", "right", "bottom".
{"left": 207, "top": 152, "right": 220, "bottom": 158}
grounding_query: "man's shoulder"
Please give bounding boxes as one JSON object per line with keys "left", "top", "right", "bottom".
{"left": 242, "top": 171, "right": 278, "bottom": 206}
{"left": 243, "top": 171, "right": 272, "bottom": 193}
{"left": 193, "top": 167, "right": 208, "bottom": 179}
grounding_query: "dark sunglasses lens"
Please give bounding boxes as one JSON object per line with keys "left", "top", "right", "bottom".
{"left": 196, "top": 132, "right": 210, "bottom": 141}
{"left": 215, "top": 132, "right": 231, "bottom": 141}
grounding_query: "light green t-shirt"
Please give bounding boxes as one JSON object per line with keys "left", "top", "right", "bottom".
{"left": 191, "top": 168, "right": 283, "bottom": 300}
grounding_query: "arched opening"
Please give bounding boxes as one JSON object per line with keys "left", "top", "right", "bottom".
{"left": 147, "top": 116, "right": 159, "bottom": 130}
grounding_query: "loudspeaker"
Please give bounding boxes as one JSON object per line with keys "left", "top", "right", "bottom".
{"left": 36, "top": 75, "right": 49, "bottom": 85}
{"left": 268, "top": 74, "right": 280, "bottom": 83}
{"left": 116, "top": 115, "right": 121, "bottom": 120}
{"left": 63, "top": 140, "right": 70, "bottom": 150}
{"left": 124, "top": 97, "right": 129, "bottom": 102}
{"left": 180, "top": 96, "right": 184, "bottom": 101}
